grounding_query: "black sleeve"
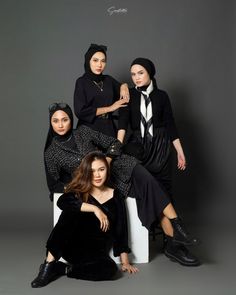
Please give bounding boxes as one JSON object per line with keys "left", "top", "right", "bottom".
{"left": 118, "top": 98, "right": 130, "bottom": 130}
{"left": 163, "top": 92, "right": 179, "bottom": 141}
{"left": 57, "top": 192, "right": 83, "bottom": 212}
{"left": 112, "top": 192, "right": 131, "bottom": 257}
{"left": 82, "top": 125, "right": 122, "bottom": 158}
{"left": 45, "top": 169, "right": 65, "bottom": 201}
{"left": 111, "top": 76, "right": 121, "bottom": 99}
{"left": 44, "top": 152, "right": 65, "bottom": 201}
{"left": 73, "top": 78, "right": 97, "bottom": 123}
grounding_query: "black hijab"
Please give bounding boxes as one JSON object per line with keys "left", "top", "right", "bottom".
{"left": 130, "top": 57, "right": 157, "bottom": 89}
{"left": 84, "top": 43, "right": 107, "bottom": 82}
{"left": 44, "top": 103, "right": 74, "bottom": 152}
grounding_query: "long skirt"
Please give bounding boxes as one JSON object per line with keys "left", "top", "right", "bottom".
{"left": 123, "top": 127, "right": 173, "bottom": 197}
{"left": 131, "top": 164, "right": 171, "bottom": 230}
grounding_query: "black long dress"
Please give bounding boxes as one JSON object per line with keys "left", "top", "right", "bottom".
{"left": 73, "top": 74, "right": 121, "bottom": 137}
{"left": 46, "top": 190, "right": 130, "bottom": 281}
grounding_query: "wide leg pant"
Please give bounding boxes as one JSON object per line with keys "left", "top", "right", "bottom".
{"left": 46, "top": 212, "right": 118, "bottom": 281}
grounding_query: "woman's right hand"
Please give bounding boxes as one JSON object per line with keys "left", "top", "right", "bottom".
{"left": 110, "top": 98, "right": 129, "bottom": 112}
{"left": 94, "top": 207, "right": 109, "bottom": 232}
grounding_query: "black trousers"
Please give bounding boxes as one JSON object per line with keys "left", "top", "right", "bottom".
{"left": 46, "top": 212, "right": 118, "bottom": 281}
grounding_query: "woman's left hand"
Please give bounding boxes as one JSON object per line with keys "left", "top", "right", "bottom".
{"left": 172, "top": 139, "right": 186, "bottom": 171}
{"left": 121, "top": 263, "right": 139, "bottom": 274}
{"left": 177, "top": 151, "right": 186, "bottom": 170}
{"left": 120, "top": 83, "right": 130, "bottom": 101}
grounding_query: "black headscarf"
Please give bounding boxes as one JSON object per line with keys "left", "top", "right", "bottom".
{"left": 44, "top": 103, "right": 74, "bottom": 152}
{"left": 84, "top": 43, "right": 107, "bottom": 82}
{"left": 130, "top": 57, "right": 157, "bottom": 89}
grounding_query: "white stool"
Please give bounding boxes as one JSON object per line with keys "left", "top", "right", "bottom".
{"left": 53, "top": 193, "right": 149, "bottom": 263}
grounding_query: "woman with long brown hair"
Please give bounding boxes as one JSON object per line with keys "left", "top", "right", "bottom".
{"left": 31, "top": 151, "right": 138, "bottom": 288}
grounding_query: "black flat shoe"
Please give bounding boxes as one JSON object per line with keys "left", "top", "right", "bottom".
{"left": 31, "top": 260, "right": 67, "bottom": 288}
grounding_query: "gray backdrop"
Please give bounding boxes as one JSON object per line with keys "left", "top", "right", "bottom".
{"left": 0, "top": 0, "right": 235, "bottom": 231}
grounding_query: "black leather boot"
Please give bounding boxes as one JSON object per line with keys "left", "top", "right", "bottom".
{"left": 170, "top": 217, "right": 200, "bottom": 246}
{"left": 31, "top": 260, "right": 67, "bottom": 288}
{"left": 164, "top": 236, "right": 200, "bottom": 266}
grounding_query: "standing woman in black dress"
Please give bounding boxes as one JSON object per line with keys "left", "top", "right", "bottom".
{"left": 118, "top": 58, "right": 198, "bottom": 266}
{"left": 73, "top": 43, "right": 129, "bottom": 138}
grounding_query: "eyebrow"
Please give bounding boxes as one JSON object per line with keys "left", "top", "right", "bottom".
{"left": 92, "top": 165, "right": 106, "bottom": 170}
{"left": 92, "top": 58, "right": 106, "bottom": 61}
{"left": 52, "top": 116, "right": 69, "bottom": 120}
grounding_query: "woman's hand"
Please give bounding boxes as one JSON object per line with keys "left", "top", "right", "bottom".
{"left": 94, "top": 207, "right": 109, "bottom": 232}
{"left": 120, "top": 252, "right": 139, "bottom": 274}
{"left": 173, "top": 138, "right": 186, "bottom": 170}
{"left": 121, "top": 263, "right": 139, "bottom": 274}
{"left": 177, "top": 151, "right": 186, "bottom": 170}
{"left": 120, "top": 83, "right": 130, "bottom": 101}
{"left": 110, "top": 98, "right": 129, "bottom": 112}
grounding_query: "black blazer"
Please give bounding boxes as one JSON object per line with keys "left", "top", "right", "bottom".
{"left": 118, "top": 87, "right": 179, "bottom": 141}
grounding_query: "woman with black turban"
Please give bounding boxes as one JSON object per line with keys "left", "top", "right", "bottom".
{"left": 118, "top": 58, "right": 199, "bottom": 267}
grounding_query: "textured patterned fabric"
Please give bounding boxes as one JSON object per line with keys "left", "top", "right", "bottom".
{"left": 44, "top": 125, "right": 138, "bottom": 197}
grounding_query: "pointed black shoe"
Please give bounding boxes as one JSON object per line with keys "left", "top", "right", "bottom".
{"left": 31, "top": 260, "right": 67, "bottom": 288}
{"left": 170, "top": 217, "right": 200, "bottom": 246}
{"left": 164, "top": 236, "right": 201, "bottom": 266}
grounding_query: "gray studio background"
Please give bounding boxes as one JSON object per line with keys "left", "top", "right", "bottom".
{"left": 0, "top": 0, "right": 235, "bottom": 232}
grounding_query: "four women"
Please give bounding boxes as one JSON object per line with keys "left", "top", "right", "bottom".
{"left": 32, "top": 44, "right": 201, "bottom": 287}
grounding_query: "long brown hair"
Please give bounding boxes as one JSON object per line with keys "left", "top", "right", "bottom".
{"left": 65, "top": 151, "right": 110, "bottom": 202}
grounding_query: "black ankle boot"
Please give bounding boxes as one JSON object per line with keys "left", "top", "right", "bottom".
{"left": 164, "top": 236, "right": 200, "bottom": 266}
{"left": 31, "top": 260, "right": 67, "bottom": 288}
{"left": 170, "top": 217, "right": 200, "bottom": 246}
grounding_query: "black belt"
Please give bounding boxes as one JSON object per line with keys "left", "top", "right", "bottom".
{"left": 97, "top": 113, "right": 110, "bottom": 119}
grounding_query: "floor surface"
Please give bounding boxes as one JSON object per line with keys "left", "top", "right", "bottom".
{"left": 1, "top": 225, "right": 235, "bottom": 295}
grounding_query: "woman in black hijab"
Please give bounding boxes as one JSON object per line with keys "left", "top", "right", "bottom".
{"left": 45, "top": 102, "right": 74, "bottom": 151}
{"left": 73, "top": 44, "right": 129, "bottom": 138}
{"left": 118, "top": 58, "right": 198, "bottom": 266}
{"left": 119, "top": 57, "right": 185, "bottom": 196}
{"left": 44, "top": 103, "right": 75, "bottom": 200}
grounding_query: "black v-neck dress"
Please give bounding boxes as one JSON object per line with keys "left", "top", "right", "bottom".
{"left": 46, "top": 190, "right": 130, "bottom": 281}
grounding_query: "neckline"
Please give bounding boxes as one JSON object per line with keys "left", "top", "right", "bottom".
{"left": 90, "top": 190, "right": 114, "bottom": 205}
